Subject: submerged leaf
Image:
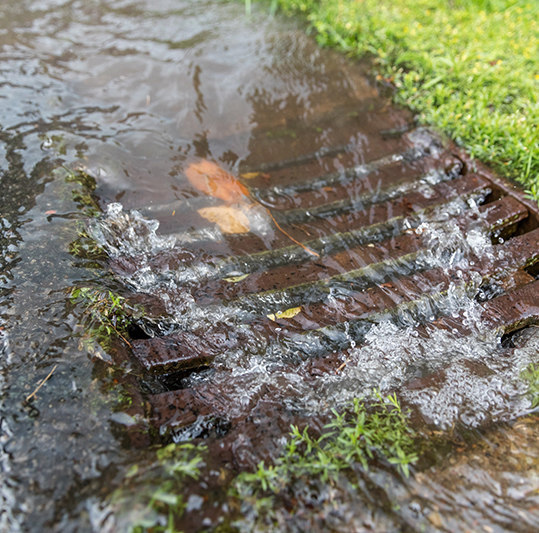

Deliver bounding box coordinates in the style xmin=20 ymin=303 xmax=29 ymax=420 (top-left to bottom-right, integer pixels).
xmin=186 ymin=160 xmax=249 ymax=202
xmin=198 ymin=205 xmax=250 ymax=234
xmin=241 ymin=172 xmax=261 ymax=180
xmin=267 ymin=306 xmax=302 ymax=321
xmin=151 ymin=491 xmax=180 ymax=506
xmin=224 ymin=273 xmax=250 ymax=283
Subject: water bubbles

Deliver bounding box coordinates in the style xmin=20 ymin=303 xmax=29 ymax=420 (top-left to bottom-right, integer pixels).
xmin=407 ymin=128 xmax=443 ymax=158
xmin=416 ymin=182 xmax=435 ymax=198
xmin=130 ymin=266 xmax=158 ymax=290
xmin=90 ymin=203 xmax=176 ymax=258
xmin=94 ymin=193 xmax=536 ymax=433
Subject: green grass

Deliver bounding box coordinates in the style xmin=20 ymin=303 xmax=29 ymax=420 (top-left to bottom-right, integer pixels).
xmin=232 ymin=392 xmax=418 ymax=517
xmin=70 ymin=287 xmax=142 ymax=351
xmin=269 ymin=0 xmax=539 ymax=198
xmin=112 ymin=394 xmax=417 ymax=531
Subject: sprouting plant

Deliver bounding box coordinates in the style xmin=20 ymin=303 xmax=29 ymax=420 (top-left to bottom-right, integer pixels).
xmin=70 ymin=287 xmax=141 ymax=350
xmin=232 ymin=391 xmax=418 ymax=506
xmin=69 ymin=227 xmax=107 ymax=261
xmin=64 ymin=167 xmax=102 ymax=217
xmin=525 ymin=181 xmax=539 ymax=204
xmin=521 ymin=363 xmax=539 ymax=408
xmin=112 ymin=443 xmax=206 ymax=533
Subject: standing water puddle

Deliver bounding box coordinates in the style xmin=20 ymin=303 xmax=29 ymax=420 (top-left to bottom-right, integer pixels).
xmin=2 ymin=1 xmax=539 ymax=532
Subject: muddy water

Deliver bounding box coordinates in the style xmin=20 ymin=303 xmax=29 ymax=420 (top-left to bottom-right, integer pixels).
xmin=2 ymin=1 xmax=539 ymax=532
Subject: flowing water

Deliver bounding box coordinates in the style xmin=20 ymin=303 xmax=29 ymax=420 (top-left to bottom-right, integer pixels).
xmin=2 ymin=1 xmax=539 ymax=532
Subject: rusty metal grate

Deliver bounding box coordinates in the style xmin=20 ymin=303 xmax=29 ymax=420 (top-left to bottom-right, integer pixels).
xmin=101 ymin=127 xmax=539 ymax=454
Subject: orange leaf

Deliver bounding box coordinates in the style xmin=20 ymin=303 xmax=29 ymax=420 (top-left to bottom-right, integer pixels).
xmin=185 ymin=160 xmax=249 ymax=203
xmin=198 ymin=206 xmax=250 ymax=234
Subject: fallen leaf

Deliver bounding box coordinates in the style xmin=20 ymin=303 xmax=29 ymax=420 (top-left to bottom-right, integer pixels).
xmin=187 ymin=162 xmax=321 ymax=256
xmin=45 ymin=210 xmax=57 ymax=215
xmin=267 ymin=306 xmax=302 ymax=321
xmin=198 ymin=205 xmax=250 ymax=234
xmin=186 ymin=160 xmax=249 ymax=203
xmin=224 ymin=273 xmax=249 ymax=283
xmin=241 ymin=172 xmax=261 ymax=180
xmin=126 ymin=464 xmax=139 ymax=478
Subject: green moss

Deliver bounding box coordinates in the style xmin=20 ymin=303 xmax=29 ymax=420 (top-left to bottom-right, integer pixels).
xmin=268 ymin=0 xmax=539 ymax=199
xmin=59 ymin=166 xmax=105 ymax=263
xmin=232 ymin=392 xmax=418 ymax=515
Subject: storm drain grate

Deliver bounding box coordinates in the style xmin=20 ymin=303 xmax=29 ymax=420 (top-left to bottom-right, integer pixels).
xmin=95 ymin=127 xmax=539 ymax=454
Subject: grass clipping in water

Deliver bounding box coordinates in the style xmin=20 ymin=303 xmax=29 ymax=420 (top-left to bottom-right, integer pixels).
xmin=232 ymin=392 xmax=418 ymax=512
xmin=272 ymin=0 xmax=539 ymax=199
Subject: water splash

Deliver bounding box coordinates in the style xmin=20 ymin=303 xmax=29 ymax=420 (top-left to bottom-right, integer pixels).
xmin=89 ymin=203 xmax=176 ymax=259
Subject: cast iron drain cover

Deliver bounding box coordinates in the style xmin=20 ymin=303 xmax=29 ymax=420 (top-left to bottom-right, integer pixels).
xmin=91 ymin=125 xmax=539 ymax=459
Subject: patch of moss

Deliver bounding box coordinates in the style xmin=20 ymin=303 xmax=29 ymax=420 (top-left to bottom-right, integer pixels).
xmin=68 ymin=227 xmax=107 ymax=262
xmin=64 ymin=167 xmax=102 ymax=217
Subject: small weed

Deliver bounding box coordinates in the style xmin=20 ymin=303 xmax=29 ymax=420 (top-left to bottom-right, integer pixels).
xmin=68 ymin=227 xmax=107 ymax=262
xmin=232 ymin=392 xmax=418 ymax=507
xmin=113 ymin=443 xmax=206 ymax=533
xmin=70 ymin=287 xmax=141 ymax=350
xmin=522 ymin=363 xmax=539 ymax=408
xmin=112 ymin=395 xmax=418 ymax=530
xmin=64 ymin=167 xmax=102 ymax=217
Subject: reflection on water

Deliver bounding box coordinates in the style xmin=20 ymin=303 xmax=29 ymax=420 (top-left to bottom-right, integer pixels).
xmin=1 ymin=1 xmax=539 ymax=532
